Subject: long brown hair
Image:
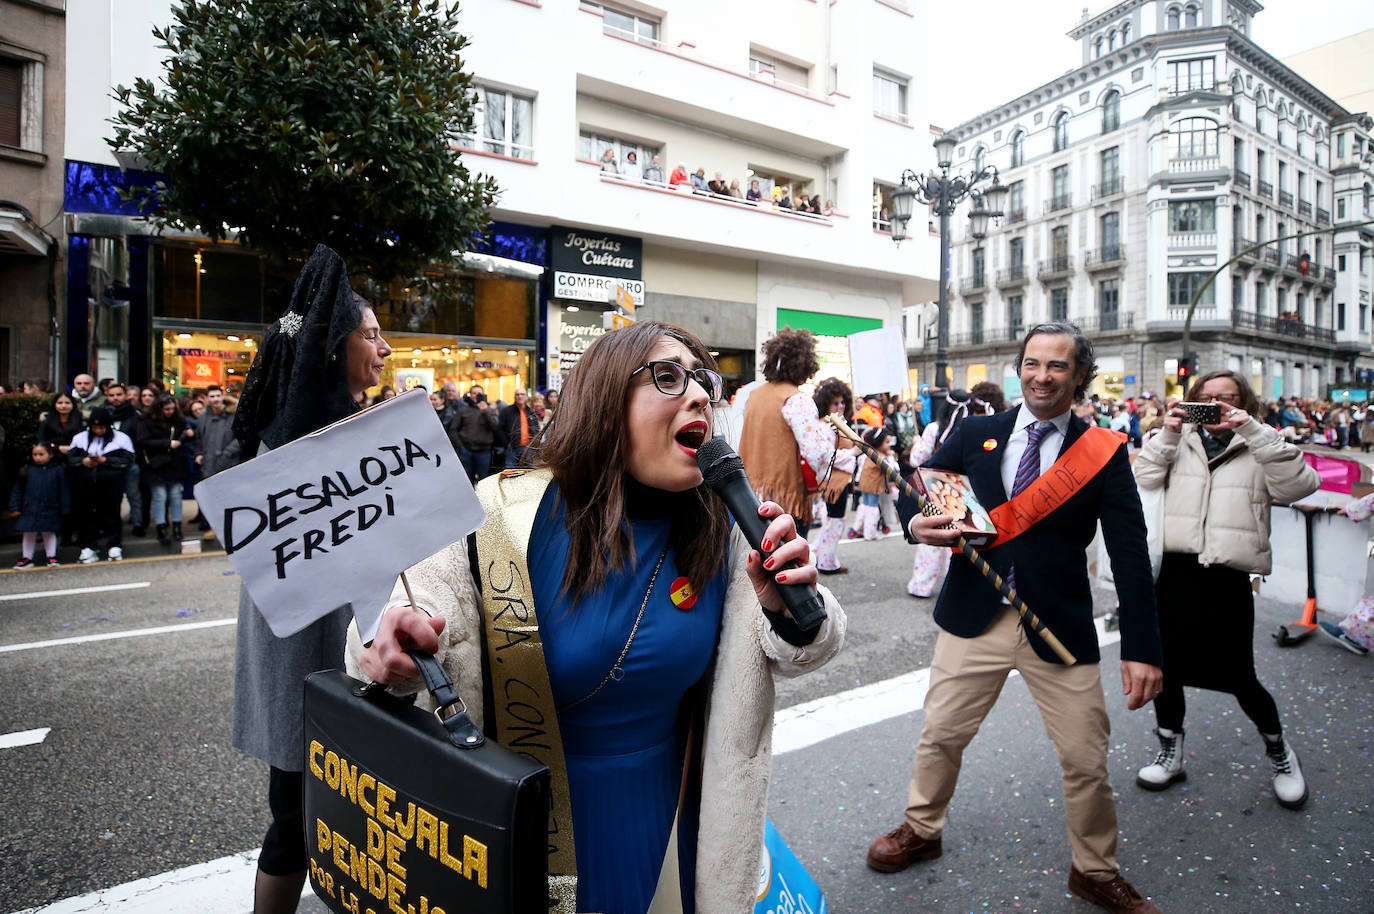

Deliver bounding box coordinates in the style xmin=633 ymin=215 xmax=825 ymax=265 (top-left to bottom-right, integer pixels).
xmin=529 ymin=321 xmax=731 ymax=601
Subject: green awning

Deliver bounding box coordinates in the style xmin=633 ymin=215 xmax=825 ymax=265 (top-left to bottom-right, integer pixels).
xmin=776 ymin=308 xmax=882 ymax=337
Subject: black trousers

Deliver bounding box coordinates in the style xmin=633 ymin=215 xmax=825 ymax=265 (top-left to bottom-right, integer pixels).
xmin=1152 ymin=553 xmax=1281 ymax=734
xmin=77 ymin=475 xmax=124 ymax=550
xmin=259 ymin=766 xmax=307 ymax=875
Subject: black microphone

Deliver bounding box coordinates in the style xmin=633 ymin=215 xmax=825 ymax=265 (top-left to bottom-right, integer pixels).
xmin=696 ymin=438 xmax=828 ymax=640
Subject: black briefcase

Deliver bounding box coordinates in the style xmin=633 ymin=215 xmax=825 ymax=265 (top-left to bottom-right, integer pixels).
xmin=302 ymin=652 xmax=550 ymax=914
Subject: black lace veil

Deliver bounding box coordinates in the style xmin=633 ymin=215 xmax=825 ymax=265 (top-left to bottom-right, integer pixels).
xmin=233 ymin=244 xmax=364 ymax=455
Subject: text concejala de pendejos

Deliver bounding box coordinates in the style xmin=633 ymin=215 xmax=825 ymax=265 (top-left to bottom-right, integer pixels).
xmin=221 ymin=439 xmax=440 ymax=580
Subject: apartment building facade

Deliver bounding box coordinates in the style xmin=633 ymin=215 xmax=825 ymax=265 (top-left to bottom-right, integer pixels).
xmin=926 ymin=0 xmax=1374 ymax=403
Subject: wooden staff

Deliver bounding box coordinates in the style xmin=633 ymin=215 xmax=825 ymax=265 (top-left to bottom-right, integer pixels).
xmin=827 ymin=415 xmax=1077 ymax=665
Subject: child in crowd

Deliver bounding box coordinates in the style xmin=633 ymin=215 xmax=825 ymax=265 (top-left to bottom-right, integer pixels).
xmin=9 ymin=443 xmax=70 ymax=568
xmin=850 ymin=427 xmax=897 ymax=540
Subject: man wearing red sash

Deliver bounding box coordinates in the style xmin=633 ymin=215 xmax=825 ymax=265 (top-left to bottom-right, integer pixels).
xmin=867 ymin=322 xmax=1165 ymax=914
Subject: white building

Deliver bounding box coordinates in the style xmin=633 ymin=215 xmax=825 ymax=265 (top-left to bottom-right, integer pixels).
xmin=925 ymin=0 xmax=1374 ymax=404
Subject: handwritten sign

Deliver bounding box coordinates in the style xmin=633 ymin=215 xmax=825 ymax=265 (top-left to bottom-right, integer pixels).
xmin=847 ymin=326 xmax=908 ymax=397
xmin=195 ymin=390 xmax=483 ymax=642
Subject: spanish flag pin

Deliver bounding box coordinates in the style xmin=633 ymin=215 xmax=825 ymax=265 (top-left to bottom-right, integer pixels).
xmin=983 ymin=438 xmax=998 ymax=451
xmin=669 ymin=576 xmax=698 ymax=610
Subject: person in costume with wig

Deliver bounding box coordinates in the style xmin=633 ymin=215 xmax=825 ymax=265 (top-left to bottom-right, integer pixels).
xmin=350 ymin=321 xmax=847 ymax=913
xmin=231 ymin=244 xmax=394 ymax=914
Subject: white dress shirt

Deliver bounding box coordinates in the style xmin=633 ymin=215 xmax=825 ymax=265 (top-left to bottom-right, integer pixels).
xmin=999 ymin=404 xmax=1073 ymax=499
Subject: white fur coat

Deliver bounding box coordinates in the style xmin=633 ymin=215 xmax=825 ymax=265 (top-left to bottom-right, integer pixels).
xmin=345 ymin=526 xmax=846 ymax=911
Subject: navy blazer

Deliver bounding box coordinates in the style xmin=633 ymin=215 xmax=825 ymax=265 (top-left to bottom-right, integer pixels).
xmin=898 ymin=408 xmax=1161 ymax=666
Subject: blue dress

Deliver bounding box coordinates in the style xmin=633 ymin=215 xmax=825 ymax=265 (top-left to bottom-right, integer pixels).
xmin=528 ymin=484 xmax=727 ymax=914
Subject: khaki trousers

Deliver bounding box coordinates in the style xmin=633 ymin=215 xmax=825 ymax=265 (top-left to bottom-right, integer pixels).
xmin=904 ymin=607 xmax=1119 ymax=878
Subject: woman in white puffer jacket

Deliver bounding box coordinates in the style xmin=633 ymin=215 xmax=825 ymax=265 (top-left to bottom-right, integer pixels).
xmin=1132 ymin=369 xmax=1319 ymax=810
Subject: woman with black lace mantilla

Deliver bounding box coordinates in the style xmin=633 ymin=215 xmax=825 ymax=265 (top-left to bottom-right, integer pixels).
xmin=231 ymin=245 xmax=393 ymax=914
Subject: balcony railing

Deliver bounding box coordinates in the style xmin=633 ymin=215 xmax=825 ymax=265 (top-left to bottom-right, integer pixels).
xmin=1170 ymin=155 xmax=1222 ymax=173
xmin=1279 ymin=190 xmax=1294 ymax=209
xmin=1044 ymin=195 xmax=1072 ymax=214
xmin=1298 ymin=198 xmax=1313 ymax=218
xmin=946 ymin=326 xmax=1022 ymax=347
xmin=1168 ymin=81 xmax=1225 ymax=96
xmin=1169 ymin=231 xmax=1216 ymax=249
xmin=1075 ymin=312 xmax=1135 ymax=333
xmin=1260 ymin=248 xmax=1281 ymax=268
xmin=1322 ymin=266 xmax=1337 ymax=284
xmin=1037 ymin=255 xmax=1074 ymax=280
xmin=1284 ymin=253 xmax=1311 ymax=278
xmin=595 ymin=171 xmax=833 ymax=225
xmin=1257 ymin=179 xmax=1273 ymax=199
xmin=1083 ymin=247 xmax=1125 ymax=270
xmin=960 ymin=274 xmax=988 ymax=294
xmin=1232 ymin=309 xmax=1336 ymax=343
xmin=1233 ymin=236 xmax=1258 ymax=259
xmin=1233 ymin=168 xmax=1251 ymax=189
xmin=1006 ymin=208 xmax=1026 ymax=225
xmin=1092 ymin=177 xmax=1124 ymax=199
xmin=1317 ymin=207 xmax=1331 ymax=226
xmin=996 ymin=264 xmax=1028 ymax=286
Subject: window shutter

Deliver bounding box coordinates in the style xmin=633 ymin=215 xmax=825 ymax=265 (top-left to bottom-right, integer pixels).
xmin=0 ymin=60 xmax=22 ymax=148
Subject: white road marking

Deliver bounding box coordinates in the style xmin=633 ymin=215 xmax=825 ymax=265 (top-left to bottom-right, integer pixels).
xmin=0 ymin=727 xmax=50 ymax=749
xmin=773 ymin=616 xmax=1121 ymax=755
xmin=5 ymin=619 xmax=1123 ymax=912
xmin=0 ymin=581 xmax=151 ymax=602
xmin=0 ymin=618 xmax=236 ymax=655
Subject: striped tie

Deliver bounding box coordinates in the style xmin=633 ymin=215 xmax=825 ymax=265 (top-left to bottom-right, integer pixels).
xmin=1006 ymin=421 xmax=1051 ymax=595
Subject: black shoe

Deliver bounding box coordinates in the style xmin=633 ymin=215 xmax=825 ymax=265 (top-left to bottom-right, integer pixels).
xmin=172 ymin=522 xmax=183 ymax=540
xmin=156 ymin=524 xmax=169 ymax=544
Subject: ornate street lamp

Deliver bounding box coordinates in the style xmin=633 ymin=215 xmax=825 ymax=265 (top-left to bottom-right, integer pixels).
xmin=889 ymin=136 xmax=1006 ymax=389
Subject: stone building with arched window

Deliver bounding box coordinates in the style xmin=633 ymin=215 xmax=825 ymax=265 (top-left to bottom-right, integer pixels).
xmin=916 ymin=0 xmax=1374 ymax=403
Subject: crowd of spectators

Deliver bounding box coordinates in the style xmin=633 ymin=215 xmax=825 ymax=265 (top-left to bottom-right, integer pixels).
xmin=598 ymin=148 xmax=835 ymax=218
xmin=6 ymin=374 xmax=243 ymax=566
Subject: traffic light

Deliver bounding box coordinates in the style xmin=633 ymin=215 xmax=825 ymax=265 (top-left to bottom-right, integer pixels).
xmin=1299 ymin=252 xmax=1311 ymax=276
xmin=1177 ymin=352 xmax=1197 ymax=385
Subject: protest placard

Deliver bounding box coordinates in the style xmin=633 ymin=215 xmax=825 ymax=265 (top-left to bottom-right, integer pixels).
xmin=847 ymin=326 xmax=908 ymax=397
xmin=195 ymin=389 xmax=483 ymax=643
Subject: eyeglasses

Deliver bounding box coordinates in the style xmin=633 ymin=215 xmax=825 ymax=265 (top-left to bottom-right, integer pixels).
xmin=1196 ymin=393 xmax=1241 ymax=404
xmin=630 ymin=360 xmax=725 ymax=403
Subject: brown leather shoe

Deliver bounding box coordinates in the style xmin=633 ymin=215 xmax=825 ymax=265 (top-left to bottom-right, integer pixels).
xmin=1068 ymin=866 xmax=1162 ymax=913
xmin=865 ymin=823 xmax=942 ymax=872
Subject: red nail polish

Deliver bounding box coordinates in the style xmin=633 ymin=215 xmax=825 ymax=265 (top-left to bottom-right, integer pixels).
xmin=763 ymin=557 xmax=775 ymax=570
xmin=761 ymin=538 xmax=771 ymax=552
xmin=775 ymin=573 xmax=787 ymax=583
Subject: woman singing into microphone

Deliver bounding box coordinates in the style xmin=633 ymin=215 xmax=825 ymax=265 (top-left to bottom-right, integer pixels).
xmin=349 ymin=321 xmax=847 ymax=913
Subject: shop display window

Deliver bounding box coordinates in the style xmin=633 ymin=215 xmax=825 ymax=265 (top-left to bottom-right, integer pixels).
xmin=159 ymin=330 xmax=260 ymax=395
xmin=367 ymin=335 xmax=533 ymax=405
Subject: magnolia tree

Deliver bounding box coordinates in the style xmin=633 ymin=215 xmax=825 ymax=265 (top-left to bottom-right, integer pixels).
xmin=110 ymin=0 xmax=498 ymax=281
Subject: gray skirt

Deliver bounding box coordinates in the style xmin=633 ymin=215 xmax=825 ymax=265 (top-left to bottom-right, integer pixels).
xmin=231 ymin=586 xmax=350 ymax=771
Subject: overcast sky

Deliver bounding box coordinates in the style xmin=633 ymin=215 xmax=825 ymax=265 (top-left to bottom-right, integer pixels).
xmin=925 ymin=0 xmax=1374 ymax=129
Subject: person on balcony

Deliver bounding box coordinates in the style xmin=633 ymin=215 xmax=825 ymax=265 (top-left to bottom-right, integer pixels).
xmin=642 ymin=154 xmax=664 ymax=184
xmin=619 ymin=150 xmax=641 ymax=179
xmin=690 ymin=167 xmax=710 ymax=193
xmin=708 ymin=172 xmax=729 ymax=195
xmin=746 ymin=179 xmax=763 ymax=203
xmin=727 ymin=178 xmax=744 ymax=198
xmin=669 ymin=161 xmax=690 ymax=187
xmin=599 ymin=148 xmax=618 ymax=174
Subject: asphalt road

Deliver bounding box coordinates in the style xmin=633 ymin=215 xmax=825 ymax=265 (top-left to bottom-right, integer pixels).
xmin=0 ymin=533 xmax=1370 ymax=913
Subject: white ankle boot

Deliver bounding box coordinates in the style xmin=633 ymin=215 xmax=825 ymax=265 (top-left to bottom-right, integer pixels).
xmin=1136 ymin=727 xmax=1186 ymax=790
xmin=1263 ymin=733 xmax=1308 ymax=810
